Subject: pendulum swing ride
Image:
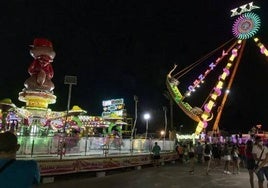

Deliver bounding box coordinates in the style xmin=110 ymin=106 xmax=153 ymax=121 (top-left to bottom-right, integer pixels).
xmin=166 ymin=2 xmax=268 ymax=135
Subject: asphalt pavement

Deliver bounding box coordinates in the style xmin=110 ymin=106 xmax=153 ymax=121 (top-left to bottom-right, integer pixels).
xmin=38 ymin=161 xmax=253 ymax=188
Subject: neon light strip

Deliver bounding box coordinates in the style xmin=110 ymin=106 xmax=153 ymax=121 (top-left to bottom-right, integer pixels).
xmin=186 ymin=50 xmax=228 ymax=95
xmin=254 ymin=38 xmax=268 ymax=56
xmin=195 ymin=44 xmax=241 ymax=135
xmin=169 ymin=83 xmax=184 ymax=102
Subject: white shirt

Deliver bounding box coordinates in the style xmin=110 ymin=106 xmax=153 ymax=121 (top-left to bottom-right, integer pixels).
xmin=252 ymin=144 xmax=268 ymax=167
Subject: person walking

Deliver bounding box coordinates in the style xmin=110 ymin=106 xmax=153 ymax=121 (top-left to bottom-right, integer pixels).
xmin=0 ymin=131 xmax=40 ymax=188
xmin=223 ymin=142 xmax=232 ymax=175
xmin=188 ymin=142 xmax=195 ymax=175
xmin=245 ymin=140 xmax=255 ymax=188
xmin=252 ymin=136 xmax=268 ymax=188
xmin=152 ymin=142 xmax=161 ymax=167
xmin=203 ymin=142 xmax=212 ymax=175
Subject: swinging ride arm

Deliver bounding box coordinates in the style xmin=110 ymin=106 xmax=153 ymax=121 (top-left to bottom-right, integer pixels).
xmin=212 ymin=40 xmax=246 ymax=133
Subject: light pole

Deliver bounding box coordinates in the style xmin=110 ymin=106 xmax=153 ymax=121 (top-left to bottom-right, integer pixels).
xmin=160 ymin=130 xmax=165 ymax=150
xmin=163 ymin=91 xmax=174 ymax=130
xmin=143 ymin=113 xmax=150 ymax=140
xmin=63 ymin=76 xmax=77 ymax=133
xmin=60 ymin=75 xmax=77 ymax=160
xmin=163 ymin=106 xmax=167 ymax=138
xmin=131 ymin=95 xmax=138 ymax=139
xmin=163 ymin=106 xmax=167 ymax=150
xmin=130 ymin=95 xmax=138 ymax=154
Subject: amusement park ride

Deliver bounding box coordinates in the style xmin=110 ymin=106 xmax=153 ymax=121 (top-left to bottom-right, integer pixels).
xmin=0 ymin=38 xmax=129 ymax=137
xmin=166 ymin=2 xmax=268 ymax=135
xmin=0 ymin=2 xmax=267 ymax=140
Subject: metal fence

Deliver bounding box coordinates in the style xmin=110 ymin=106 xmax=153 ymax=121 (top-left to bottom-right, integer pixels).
xmin=17 ymin=135 xmax=175 ymax=158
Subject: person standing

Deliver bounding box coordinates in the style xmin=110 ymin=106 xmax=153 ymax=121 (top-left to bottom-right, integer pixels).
xmin=252 ymin=136 xmax=268 ymax=188
xmin=245 ymin=140 xmax=255 ymax=188
xmin=0 ymin=131 xmax=40 ymax=188
xmin=152 ymin=142 xmax=161 ymax=167
xmin=188 ymin=142 xmax=195 ymax=175
xmin=231 ymin=145 xmax=240 ymax=174
xmin=212 ymin=143 xmax=222 ymax=166
xmin=203 ymin=142 xmax=212 ymax=175
xmin=183 ymin=144 xmax=189 ymax=164
xmin=177 ymin=144 xmax=184 ymax=163
xmin=195 ymin=142 xmax=203 ymax=164
xmin=239 ymin=142 xmax=247 ymax=168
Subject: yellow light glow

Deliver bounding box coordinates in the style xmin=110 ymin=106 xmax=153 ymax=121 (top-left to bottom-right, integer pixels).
xmin=195 ymin=122 xmax=204 ymax=134
xmin=216 ymin=81 xmax=223 ymax=88
xmin=227 ymin=63 xmax=232 ymax=68
xmin=211 ymin=93 xmax=217 ymax=100
xmin=207 ymin=101 xmax=214 ymax=110
xmin=201 ymin=111 xmax=210 ymax=120
xmin=221 ymin=73 xmax=227 ymax=80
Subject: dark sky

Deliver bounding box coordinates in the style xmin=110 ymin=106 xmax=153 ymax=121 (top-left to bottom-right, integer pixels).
xmin=0 ymin=0 xmax=268 ymax=134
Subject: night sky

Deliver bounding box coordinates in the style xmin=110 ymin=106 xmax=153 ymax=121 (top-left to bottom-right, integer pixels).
xmin=0 ymin=0 xmax=268 ymax=134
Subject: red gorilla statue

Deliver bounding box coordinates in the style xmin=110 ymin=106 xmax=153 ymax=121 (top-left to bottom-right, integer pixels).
xmin=24 ymin=38 xmax=56 ymax=92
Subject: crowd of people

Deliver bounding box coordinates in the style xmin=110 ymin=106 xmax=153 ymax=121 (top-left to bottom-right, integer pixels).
xmin=176 ymin=140 xmax=243 ymax=175
xmin=2 ymin=130 xmax=268 ymax=188
xmin=175 ymin=135 xmax=268 ymax=188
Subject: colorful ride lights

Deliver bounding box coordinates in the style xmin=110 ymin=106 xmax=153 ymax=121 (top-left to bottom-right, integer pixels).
xmin=254 ymin=38 xmax=268 ymax=56
xmin=232 ymin=12 xmax=261 ymax=40
xmin=186 ymin=49 xmax=229 ymax=96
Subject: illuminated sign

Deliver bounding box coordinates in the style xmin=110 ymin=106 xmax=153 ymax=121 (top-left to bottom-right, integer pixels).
xmin=230 ymin=2 xmax=260 ymax=17
xmin=102 ymin=98 xmax=126 ymax=119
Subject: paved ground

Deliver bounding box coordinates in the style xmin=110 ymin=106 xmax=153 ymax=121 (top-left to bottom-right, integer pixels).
xmin=39 ymin=161 xmax=253 ymax=188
